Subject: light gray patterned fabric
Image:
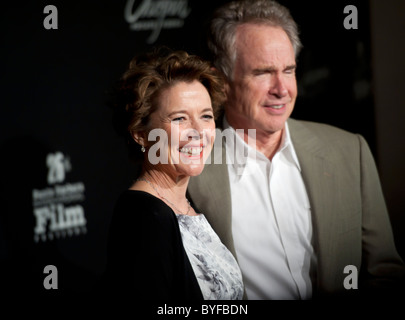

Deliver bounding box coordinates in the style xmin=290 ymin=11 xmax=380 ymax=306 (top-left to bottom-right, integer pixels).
xmin=177 ymin=214 xmax=243 ymax=300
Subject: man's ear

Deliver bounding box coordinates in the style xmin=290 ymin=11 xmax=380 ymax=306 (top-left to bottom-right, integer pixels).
xmin=224 ymin=81 xmax=230 ymax=97
xmin=213 ymin=66 xmax=230 ymax=96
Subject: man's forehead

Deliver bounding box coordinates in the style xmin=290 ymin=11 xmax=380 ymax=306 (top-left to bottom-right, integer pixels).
xmin=235 ymin=24 xmax=294 ymax=54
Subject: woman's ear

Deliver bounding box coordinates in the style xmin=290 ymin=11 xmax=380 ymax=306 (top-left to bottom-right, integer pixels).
xmin=131 ymin=130 xmax=147 ymax=147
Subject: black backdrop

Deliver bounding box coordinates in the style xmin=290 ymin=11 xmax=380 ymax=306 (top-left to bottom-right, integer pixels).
xmin=0 ymin=0 xmax=400 ymax=298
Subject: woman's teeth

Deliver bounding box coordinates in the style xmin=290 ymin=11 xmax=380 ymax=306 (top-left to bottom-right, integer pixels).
xmin=271 ymin=105 xmax=284 ymax=109
xmin=179 ymin=146 xmax=203 ymax=155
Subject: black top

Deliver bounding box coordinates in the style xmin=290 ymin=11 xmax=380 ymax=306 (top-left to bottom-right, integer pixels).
xmin=103 ymin=190 xmax=203 ymax=300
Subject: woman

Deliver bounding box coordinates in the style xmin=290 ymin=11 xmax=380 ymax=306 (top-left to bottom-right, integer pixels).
xmin=105 ymin=48 xmax=243 ymax=300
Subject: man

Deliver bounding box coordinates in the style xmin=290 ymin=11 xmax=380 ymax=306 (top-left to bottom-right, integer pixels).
xmin=188 ymin=0 xmax=405 ymax=299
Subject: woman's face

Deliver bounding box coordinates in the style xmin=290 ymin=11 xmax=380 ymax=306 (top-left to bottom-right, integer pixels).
xmin=143 ymin=80 xmax=216 ymax=179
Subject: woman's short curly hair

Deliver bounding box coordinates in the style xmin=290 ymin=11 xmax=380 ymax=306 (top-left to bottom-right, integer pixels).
xmin=111 ymin=47 xmax=226 ymax=163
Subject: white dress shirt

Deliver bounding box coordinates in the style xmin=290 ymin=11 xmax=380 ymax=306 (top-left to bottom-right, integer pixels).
xmin=224 ymin=118 xmax=317 ymax=300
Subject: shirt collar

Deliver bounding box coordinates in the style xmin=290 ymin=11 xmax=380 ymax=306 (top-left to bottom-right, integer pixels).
xmin=282 ymin=120 xmax=302 ymax=171
xmin=223 ymin=116 xmax=302 ymax=177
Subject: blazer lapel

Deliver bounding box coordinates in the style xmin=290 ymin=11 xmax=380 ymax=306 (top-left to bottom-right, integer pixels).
xmin=188 ymin=141 xmax=236 ymax=257
xmin=288 ymin=118 xmax=343 ymax=290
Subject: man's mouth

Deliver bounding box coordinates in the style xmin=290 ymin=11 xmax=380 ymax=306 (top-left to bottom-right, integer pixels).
xmin=262 ymin=103 xmax=288 ymax=114
xmin=269 ymin=104 xmax=284 ymax=109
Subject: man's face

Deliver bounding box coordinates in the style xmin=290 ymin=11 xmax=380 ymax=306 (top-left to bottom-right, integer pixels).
xmin=225 ymin=23 xmax=297 ymax=136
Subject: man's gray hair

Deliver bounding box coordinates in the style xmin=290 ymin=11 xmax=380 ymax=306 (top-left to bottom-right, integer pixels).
xmin=208 ymin=0 xmax=302 ymax=80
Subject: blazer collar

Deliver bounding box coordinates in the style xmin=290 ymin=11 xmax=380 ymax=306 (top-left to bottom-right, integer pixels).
xmin=223 ymin=117 xmax=302 ymax=181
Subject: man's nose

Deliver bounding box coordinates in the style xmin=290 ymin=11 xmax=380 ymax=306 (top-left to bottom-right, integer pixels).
xmin=268 ymin=75 xmax=288 ymax=98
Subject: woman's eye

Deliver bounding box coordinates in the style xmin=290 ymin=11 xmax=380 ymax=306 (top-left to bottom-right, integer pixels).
xmin=172 ymin=117 xmax=185 ymax=122
xmin=202 ymin=114 xmax=214 ymax=120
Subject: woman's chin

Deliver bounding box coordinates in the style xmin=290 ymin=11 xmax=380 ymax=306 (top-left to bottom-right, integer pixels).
xmin=181 ymin=164 xmax=206 ymax=177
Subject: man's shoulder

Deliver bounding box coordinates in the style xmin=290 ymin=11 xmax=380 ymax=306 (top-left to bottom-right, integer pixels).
xmin=287 ymin=118 xmax=369 ymax=163
xmin=288 ymin=118 xmax=359 ymax=141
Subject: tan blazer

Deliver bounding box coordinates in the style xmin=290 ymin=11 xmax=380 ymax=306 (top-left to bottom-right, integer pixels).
xmin=188 ymin=118 xmax=405 ymax=297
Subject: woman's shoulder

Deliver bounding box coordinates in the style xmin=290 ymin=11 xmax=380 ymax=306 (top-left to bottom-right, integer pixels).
xmin=115 ymin=189 xmax=161 ymax=207
xmin=107 ymin=190 xmax=182 ymax=252
xmin=113 ymin=190 xmax=177 ymax=225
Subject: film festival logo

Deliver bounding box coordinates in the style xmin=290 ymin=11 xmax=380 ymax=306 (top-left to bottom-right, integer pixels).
xmin=31 ymin=152 xmax=87 ymax=243
xmin=124 ymin=0 xmax=191 ymax=44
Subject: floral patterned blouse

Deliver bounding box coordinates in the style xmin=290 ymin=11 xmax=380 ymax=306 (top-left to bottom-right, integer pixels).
xmin=176 ymin=213 xmax=244 ymax=300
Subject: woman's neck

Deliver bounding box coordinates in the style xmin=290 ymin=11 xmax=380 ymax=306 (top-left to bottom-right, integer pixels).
xmin=131 ymin=167 xmax=195 ymax=216
xmin=141 ymin=169 xmax=189 ymax=200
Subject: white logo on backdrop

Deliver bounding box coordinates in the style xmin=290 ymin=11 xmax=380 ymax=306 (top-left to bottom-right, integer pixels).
xmin=124 ymin=0 xmax=191 ymax=44
xmin=46 ymin=151 xmax=68 ymax=184
xmin=32 ymin=152 xmax=87 ymax=242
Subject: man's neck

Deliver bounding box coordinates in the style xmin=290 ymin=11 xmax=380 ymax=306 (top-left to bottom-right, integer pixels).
xmin=250 ymin=128 xmax=283 ymax=160
xmin=225 ymin=117 xmax=284 ymax=161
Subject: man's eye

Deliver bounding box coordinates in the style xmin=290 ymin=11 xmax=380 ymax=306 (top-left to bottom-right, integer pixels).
xmin=284 ymin=68 xmax=296 ymax=74
xmin=253 ymin=71 xmax=267 ymax=76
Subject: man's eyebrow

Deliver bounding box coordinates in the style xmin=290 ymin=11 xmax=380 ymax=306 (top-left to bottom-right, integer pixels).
xmin=285 ymin=64 xmax=297 ymax=70
xmin=252 ymin=64 xmax=296 ymax=73
xmin=252 ymin=66 xmax=277 ymax=74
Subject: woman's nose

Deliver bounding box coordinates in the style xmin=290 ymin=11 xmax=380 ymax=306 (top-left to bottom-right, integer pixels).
xmin=187 ymin=121 xmax=204 ymax=140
